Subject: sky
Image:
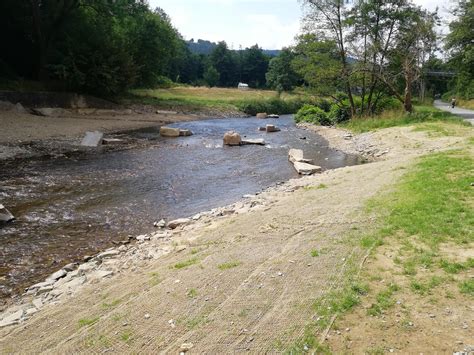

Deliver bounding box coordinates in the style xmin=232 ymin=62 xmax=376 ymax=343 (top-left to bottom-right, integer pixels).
xmin=150 ymin=0 xmax=454 ymax=50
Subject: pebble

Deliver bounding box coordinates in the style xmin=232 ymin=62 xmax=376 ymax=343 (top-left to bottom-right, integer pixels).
xmin=277 ymin=272 xmax=283 ymax=276
xmin=144 ymin=313 xmax=150 ymax=319
xmin=429 ymin=314 xmax=436 ymax=318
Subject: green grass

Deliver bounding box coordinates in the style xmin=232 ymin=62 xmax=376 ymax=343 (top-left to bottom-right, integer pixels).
xmin=459 ymin=279 xmax=474 ymax=296
xmin=410 ymin=276 xmax=444 ymax=296
xmin=342 ymin=105 xmax=469 ymax=133
xmin=217 ymin=261 xmax=241 ymax=270
xmin=187 ymin=288 xmax=198 ymax=298
xmin=173 ymin=258 xmax=199 ymax=269
xmin=101 ymin=299 xmax=121 ymax=310
xmin=367 ymin=283 xmax=400 ymax=316
xmin=371 ymin=151 xmax=473 ymax=249
xmin=311 ymin=249 xmax=320 ymax=257
xmin=78 ymin=317 xmax=100 ymax=327
xmin=120 ymin=330 xmax=133 ymax=343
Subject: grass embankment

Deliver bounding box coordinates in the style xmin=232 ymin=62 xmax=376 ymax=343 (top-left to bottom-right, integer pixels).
xmin=124 ymin=86 xmax=311 ymax=115
xmin=292 ymin=142 xmax=473 ymax=352
xmin=342 ymin=105 xmax=470 ymax=133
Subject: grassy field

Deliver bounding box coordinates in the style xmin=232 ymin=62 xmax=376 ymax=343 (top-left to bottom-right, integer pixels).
xmin=124 ymin=86 xmax=309 ymax=115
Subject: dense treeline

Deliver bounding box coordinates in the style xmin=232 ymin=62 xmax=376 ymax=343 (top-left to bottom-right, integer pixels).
xmin=0 ymin=0 xmax=273 ymax=96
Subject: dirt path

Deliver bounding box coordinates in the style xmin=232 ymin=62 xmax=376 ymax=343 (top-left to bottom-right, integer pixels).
xmin=0 ymin=123 xmax=472 ymax=353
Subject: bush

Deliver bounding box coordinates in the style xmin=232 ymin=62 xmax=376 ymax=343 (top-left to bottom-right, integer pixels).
xmin=235 ymin=97 xmax=307 ymax=116
xmin=295 ymin=104 xmax=332 ymax=126
xmin=329 ymin=102 xmax=351 ymax=123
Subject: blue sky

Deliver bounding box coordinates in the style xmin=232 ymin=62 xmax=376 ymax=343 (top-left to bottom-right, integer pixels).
xmin=150 ymin=0 xmax=450 ymax=49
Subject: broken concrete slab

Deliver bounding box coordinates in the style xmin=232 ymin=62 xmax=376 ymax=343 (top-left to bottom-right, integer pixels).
xmin=0 ymin=204 xmax=14 ymax=223
xmin=102 ymin=138 xmax=125 ymax=145
xmin=288 ymin=149 xmax=313 ymax=164
xmin=160 ymin=127 xmax=180 ymax=137
xmin=156 ymin=110 xmax=178 ymax=115
xmin=266 ymin=124 xmax=281 ymax=133
xmin=241 ymin=139 xmax=266 ymax=145
xmin=268 ymin=114 xmax=279 ymax=118
xmin=293 ymin=162 xmax=322 ymax=175
xmin=81 ymin=131 xmax=104 ymax=147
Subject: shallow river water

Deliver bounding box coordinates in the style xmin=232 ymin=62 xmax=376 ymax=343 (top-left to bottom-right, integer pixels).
xmin=0 ymin=115 xmax=359 ymax=301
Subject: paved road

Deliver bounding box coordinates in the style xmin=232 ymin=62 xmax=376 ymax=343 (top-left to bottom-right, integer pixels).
xmin=434 ymin=100 xmax=474 ymax=125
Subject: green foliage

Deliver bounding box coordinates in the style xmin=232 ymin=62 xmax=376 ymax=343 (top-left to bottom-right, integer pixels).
xmin=78 ymin=317 xmax=99 ymax=328
xmin=294 ymin=104 xmax=332 ymax=126
xmin=459 ymin=279 xmax=474 ymax=296
xmin=445 ymin=0 xmax=474 ymax=99
xmin=410 ymin=276 xmax=443 ymax=296
xmin=173 ymin=258 xmax=199 ymax=269
xmin=266 ymin=48 xmax=301 ymax=91
xmin=236 ymin=97 xmax=306 ymax=116
xmin=203 ymin=66 xmax=220 ymax=88
xmin=367 ymin=284 xmax=400 ymax=316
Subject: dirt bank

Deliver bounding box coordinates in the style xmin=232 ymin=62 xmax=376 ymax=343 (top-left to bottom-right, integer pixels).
xmin=0 ymin=105 xmax=244 ymax=160
xmin=0 ymin=122 xmax=472 ymax=353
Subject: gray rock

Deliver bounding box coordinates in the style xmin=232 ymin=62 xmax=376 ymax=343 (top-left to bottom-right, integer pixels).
xmin=156 ymin=110 xmax=178 ymax=115
xmin=31 ymin=108 xmax=65 ymax=117
xmin=27 ymin=280 xmax=53 ymax=292
xmin=241 ymin=139 xmax=265 ymax=145
xmin=160 ymin=127 xmax=180 ymax=137
xmin=167 ymin=218 xmax=191 ymax=229
xmin=97 ymin=249 xmax=120 ymax=259
xmin=32 ymin=298 xmax=43 ymax=309
xmin=268 ymin=114 xmax=279 ymax=118
xmin=223 ymin=131 xmax=242 ymax=146
xmin=179 ymin=129 xmax=193 ymax=137
xmin=0 ymin=309 xmax=24 ymax=327
xmin=154 ymin=219 xmax=166 ymax=228
xmin=102 ymin=138 xmax=124 ymax=145
xmin=0 ymin=204 xmax=14 ymax=223
xmin=36 ymin=285 xmax=54 ymax=295
xmin=293 ymin=162 xmax=322 ymax=175
xmin=46 ymin=269 xmax=67 ymax=282
xmin=136 ymin=234 xmax=150 ymax=242
xmin=62 ymin=263 xmax=78 ymax=272
xmin=15 ymin=102 xmax=27 ymax=114
xmin=81 ymin=131 xmax=104 ymax=147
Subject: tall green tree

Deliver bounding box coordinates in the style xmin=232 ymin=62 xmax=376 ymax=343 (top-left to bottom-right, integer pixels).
xmin=266 ymin=48 xmax=301 ymax=92
xmin=241 ymin=45 xmax=269 ymax=88
xmin=445 ymin=0 xmax=474 ymax=99
xmin=210 ymin=41 xmax=239 ymax=87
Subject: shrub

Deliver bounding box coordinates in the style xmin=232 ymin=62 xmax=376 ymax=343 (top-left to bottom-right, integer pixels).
xmin=329 ymin=102 xmax=351 ymax=123
xmin=295 ymin=104 xmax=332 ymax=126
xmin=235 ymin=97 xmax=307 ymax=116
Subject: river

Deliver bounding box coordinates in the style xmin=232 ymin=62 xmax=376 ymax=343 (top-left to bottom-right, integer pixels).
xmin=0 ymin=115 xmax=360 ymax=304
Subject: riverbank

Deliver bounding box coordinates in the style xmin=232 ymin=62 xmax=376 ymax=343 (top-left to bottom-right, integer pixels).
xmin=1 ymin=118 xmax=471 ymax=352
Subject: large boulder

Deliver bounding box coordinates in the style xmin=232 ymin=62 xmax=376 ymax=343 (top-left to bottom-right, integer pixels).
xmin=0 ymin=204 xmax=14 ymax=223
xmin=223 ymin=131 xmax=242 ymax=146
xmin=256 ymin=113 xmax=268 ymax=119
xmin=81 ymin=131 xmax=104 ymax=147
xmin=167 ymin=218 xmax=191 ymax=229
xmin=293 ymin=162 xmax=322 ymax=175
xmin=160 ymin=127 xmax=180 ymax=137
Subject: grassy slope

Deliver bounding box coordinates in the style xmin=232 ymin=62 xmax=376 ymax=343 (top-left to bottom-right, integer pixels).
xmin=342 ymin=105 xmax=470 ymax=133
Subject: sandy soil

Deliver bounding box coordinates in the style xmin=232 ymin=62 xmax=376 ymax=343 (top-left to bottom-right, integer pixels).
xmin=0 ymin=121 xmax=472 ymax=353
xmin=0 ymin=109 xmax=203 ymax=145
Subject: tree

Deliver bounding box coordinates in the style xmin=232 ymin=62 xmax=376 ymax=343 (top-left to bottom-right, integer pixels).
xmin=292 ymin=34 xmax=343 ymax=97
xmin=203 ymin=66 xmax=219 ymax=87
xmin=266 ymin=48 xmax=301 ymax=92
xmin=302 ymin=0 xmax=356 ymax=115
xmin=210 ymin=41 xmax=239 ymax=87
xmin=445 ymin=0 xmax=474 ymax=99
xmin=241 ymin=45 xmax=269 ymax=88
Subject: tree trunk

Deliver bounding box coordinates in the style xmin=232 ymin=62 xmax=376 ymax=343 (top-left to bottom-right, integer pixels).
xmin=30 ymin=0 xmax=47 ymax=80
xmin=404 ymin=72 xmax=413 ymax=113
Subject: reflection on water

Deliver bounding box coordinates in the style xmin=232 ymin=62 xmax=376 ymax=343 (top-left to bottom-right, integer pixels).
xmin=0 ymin=115 xmax=359 ymax=301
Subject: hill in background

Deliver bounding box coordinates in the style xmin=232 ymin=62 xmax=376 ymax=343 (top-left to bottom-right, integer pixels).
xmin=187 ymin=39 xmax=281 ymax=57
